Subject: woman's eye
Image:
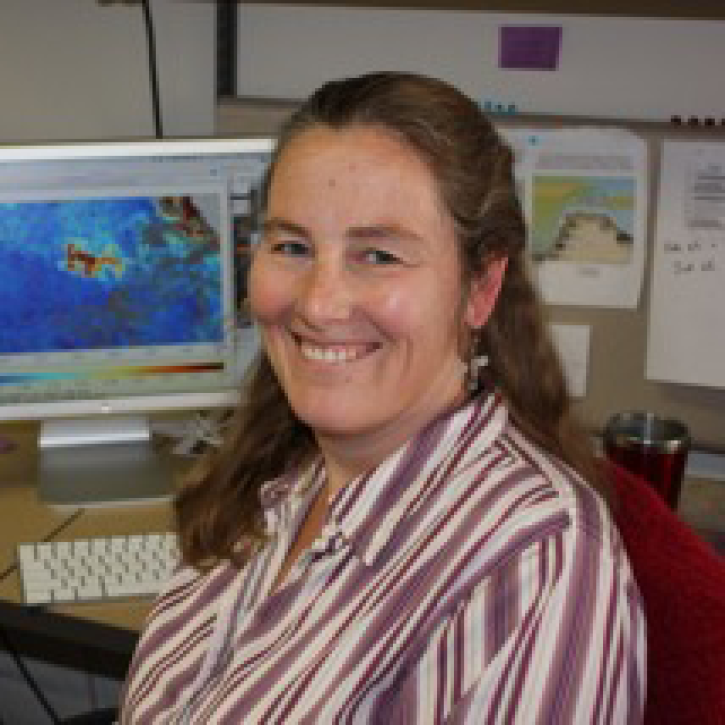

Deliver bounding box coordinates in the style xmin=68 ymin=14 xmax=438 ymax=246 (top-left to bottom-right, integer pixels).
xmin=359 ymin=248 xmax=401 ymax=265
xmin=269 ymin=240 xmax=310 ymax=257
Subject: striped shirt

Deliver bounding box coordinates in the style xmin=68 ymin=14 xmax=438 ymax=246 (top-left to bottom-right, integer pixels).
xmin=121 ymin=393 xmax=646 ymax=724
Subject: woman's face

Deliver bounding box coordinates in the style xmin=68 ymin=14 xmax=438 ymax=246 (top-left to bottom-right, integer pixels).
xmin=250 ymin=125 xmax=499 ymax=455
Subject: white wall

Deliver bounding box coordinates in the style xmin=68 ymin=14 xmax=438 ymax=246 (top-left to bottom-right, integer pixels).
xmin=236 ymin=4 xmax=725 ymax=123
xmin=0 ymin=0 xmax=215 ymax=142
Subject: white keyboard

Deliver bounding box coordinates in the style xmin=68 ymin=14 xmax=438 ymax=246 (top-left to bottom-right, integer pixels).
xmin=17 ymin=533 xmax=179 ymax=605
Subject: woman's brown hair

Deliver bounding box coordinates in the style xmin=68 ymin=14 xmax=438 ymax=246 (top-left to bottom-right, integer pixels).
xmin=175 ymin=71 xmax=608 ymax=569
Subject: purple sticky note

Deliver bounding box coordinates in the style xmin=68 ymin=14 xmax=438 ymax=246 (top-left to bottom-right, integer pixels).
xmin=499 ymin=26 xmax=562 ymax=71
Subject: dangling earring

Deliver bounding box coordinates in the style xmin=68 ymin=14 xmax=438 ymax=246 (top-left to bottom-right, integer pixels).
xmin=467 ymin=331 xmax=488 ymax=393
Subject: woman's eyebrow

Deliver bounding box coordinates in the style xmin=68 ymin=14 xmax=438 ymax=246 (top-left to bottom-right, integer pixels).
xmin=347 ymin=224 xmax=422 ymax=243
xmin=262 ymin=219 xmax=422 ymax=244
xmin=262 ymin=218 xmax=310 ymax=239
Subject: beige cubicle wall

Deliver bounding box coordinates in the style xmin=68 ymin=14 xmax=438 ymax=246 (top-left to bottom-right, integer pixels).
xmin=217 ymin=98 xmax=725 ymax=450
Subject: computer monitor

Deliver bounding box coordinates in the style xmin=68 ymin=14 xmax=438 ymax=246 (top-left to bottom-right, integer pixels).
xmin=0 ymin=137 xmax=274 ymax=505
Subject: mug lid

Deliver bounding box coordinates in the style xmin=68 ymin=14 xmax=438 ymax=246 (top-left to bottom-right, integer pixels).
xmin=603 ymin=411 xmax=690 ymax=454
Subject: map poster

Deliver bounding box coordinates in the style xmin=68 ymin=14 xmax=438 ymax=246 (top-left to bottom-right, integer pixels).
xmin=503 ymin=127 xmax=648 ymax=308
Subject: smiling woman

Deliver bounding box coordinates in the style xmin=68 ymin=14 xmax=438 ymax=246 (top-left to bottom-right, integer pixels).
xmin=121 ymin=72 xmax=646 ymax=724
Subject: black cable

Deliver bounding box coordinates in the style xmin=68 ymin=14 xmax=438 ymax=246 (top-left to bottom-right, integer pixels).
xmin=0 ymin=625 xmax=61 ymax=724
xmin=141 ymin=0 xmax=163 ymax=138
xmin=216 ymin=1 xmax=237 ymax=98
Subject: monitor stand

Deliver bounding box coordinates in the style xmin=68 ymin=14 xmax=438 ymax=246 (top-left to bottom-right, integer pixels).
xmin=38 ymin=416 xmax=174 ymax=506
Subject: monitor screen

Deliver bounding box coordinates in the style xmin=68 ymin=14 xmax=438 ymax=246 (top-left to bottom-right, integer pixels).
xmin=0 ymin=137 xmax=274 ymax=504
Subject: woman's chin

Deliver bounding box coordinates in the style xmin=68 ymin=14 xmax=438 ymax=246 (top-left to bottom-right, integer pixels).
xmin=295 ymin=410 xmax=369 ymax=439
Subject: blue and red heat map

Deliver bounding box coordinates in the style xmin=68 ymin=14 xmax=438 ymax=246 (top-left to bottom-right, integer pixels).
xmin=0 ymin=194 xmax=224 ymax=355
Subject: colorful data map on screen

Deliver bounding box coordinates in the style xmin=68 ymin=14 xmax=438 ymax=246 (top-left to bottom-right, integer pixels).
xmin=0 ymin=194 xmax=224 ymax=354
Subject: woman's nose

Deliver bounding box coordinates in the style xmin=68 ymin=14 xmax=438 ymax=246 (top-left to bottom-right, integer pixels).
xmin=297 ymin=260 xmax=352 ymax=322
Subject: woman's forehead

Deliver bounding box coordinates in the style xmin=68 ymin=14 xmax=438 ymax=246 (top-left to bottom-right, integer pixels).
xmin=267 ymin=129 xmax=452 ymax=235
xmin=270 ymin=127 xmax=442 ymax=204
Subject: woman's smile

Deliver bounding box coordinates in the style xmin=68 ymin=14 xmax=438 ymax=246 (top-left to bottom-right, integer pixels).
xmin=294 ymin=334 xmax=380 ymax=365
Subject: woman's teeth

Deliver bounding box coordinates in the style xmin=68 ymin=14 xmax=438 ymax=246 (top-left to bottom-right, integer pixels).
xmin=300 ymin=342 xmax=368 ymax=363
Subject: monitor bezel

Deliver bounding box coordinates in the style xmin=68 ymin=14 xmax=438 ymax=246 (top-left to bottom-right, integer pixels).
xmin=0 ymin=136 xmax=274 ymax=422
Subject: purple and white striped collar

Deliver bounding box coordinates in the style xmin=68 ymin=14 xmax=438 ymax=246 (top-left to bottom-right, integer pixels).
xmin=261 ymin=392 xmax=507 ymax=567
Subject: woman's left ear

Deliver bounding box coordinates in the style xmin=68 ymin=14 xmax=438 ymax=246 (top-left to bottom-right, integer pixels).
xmin=464 ymin=257 xmax=508 ymax=329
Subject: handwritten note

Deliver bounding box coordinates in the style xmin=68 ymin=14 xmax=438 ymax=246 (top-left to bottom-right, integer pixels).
xmin=646 ymin=141 xmax=725 ymax=388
